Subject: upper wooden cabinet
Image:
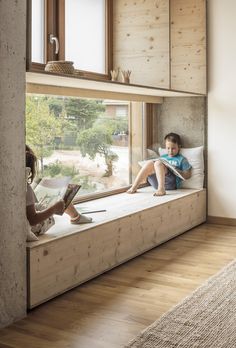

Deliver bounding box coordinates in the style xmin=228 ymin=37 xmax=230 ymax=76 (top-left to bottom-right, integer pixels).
xmin=113 ymin=0 xmax=170 ymax=89
xmin=170 ymin=0 xmax=206 ymax=94
xmin=113 ymin=0 xmax=206 ymax=94
xmin=27 ymin=0 xmax=206 ymax=96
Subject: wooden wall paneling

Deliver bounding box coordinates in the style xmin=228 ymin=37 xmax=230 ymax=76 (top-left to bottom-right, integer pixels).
xmin=170 ymin=0 xmax=207 ymax=94
xmin=113 ymin=0 xmax=170 ymax=88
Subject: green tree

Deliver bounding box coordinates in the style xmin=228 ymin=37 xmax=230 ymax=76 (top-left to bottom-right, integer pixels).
xmin=47 ymin=96 xmax=64 ymax=118
xmin=64 ymin=98 xmax=105 ymax=132
xmin=95 ymin=117 xmax=128 ymax=135
xmin=26 ymin=96 xmax=63 ymax=174
xmin=77 ymin=125 xmax=118 ymax=177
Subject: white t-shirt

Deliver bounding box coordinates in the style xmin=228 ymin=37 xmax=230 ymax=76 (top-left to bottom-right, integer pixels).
xmin=26 ymin=183 xmax=55 ymax=235
xmin=26 ymin=183 xmax=36 ymax=206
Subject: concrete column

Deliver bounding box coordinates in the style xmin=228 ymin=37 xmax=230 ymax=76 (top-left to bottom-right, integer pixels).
xmin=0 ymin=0 xmax=27 ymax=327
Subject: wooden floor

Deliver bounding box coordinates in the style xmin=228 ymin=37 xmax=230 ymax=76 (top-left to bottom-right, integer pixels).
xmin=1 ymin=223 xmax=236 ymax=348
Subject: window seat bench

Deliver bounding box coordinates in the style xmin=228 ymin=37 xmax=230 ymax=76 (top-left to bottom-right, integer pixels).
xmin=27 ymin=187 xmax=206 ymax=308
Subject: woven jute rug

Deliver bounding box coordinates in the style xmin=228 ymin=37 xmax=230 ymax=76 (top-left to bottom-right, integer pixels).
xmin=125 ymin=260 xmax=236 ymax=348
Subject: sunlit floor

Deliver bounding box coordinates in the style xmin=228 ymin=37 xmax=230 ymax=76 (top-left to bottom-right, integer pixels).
xmin=1 ymin=223 xmax=236 ymax=348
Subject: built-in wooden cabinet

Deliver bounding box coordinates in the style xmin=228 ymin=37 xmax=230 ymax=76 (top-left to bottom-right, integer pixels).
xmin=27 ymin=0 xmax=206 ymax=97
xmin=170 ymin=0 xmax=206 ymax=93
xmin=113 ymin=0 xmax=206 ymax=94
xmin=113 ymin=0 xmax=170 ymax=89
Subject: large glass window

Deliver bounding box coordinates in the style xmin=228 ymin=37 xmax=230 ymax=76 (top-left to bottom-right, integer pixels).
xmin=26 ymin=94 xmax=132 ymax=199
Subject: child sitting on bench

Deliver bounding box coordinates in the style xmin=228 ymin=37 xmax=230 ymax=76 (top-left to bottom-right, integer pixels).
xmin=127 ymin=133 xmax=192 ymax=196
xmin=26 ymin=145 xmax=92 ymax=239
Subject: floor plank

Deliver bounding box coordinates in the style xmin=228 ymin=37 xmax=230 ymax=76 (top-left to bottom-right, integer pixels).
xmin=1 ymin=223 xmax=236 ymax=347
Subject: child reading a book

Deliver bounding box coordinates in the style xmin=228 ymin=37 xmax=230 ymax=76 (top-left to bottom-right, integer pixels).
xmin=26 ymin=145 xmax=92 ymax=238
xmin=127 ymin=133 xmax=192 ymax=196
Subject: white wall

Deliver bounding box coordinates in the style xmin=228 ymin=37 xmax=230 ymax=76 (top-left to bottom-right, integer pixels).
xmin=208 ymin=0 xmax=236 ymax=218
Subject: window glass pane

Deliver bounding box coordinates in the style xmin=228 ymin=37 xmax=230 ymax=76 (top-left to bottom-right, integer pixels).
xmin=26 ymin=94 xmax=130 ymax=198
xmin=65 ymin=0 xmax=106 ymax=73
xmin=31 ymin=0 xmax=45 ymax=63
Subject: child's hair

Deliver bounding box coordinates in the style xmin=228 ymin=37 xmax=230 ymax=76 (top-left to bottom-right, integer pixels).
xmin=26 ymin=145 xmax=37 ymax=183
xmin=164 ymin=133 xmax=182 ymax=146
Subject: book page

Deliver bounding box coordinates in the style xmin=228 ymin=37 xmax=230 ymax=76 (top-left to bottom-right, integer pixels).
xmin=138 ymin=158 xmax=185 ymax=181
xmin=159 ymin=158 xmax=185 ymax=180
xmin=138 ymin=158 xmax=160 ymax=167
xmin=63 ymin=184 xmax=81 ymax=209
xmin=34 ymin=176 xmax=71 ymax=208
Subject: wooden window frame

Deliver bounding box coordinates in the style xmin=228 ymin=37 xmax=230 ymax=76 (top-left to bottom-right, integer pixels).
xmin=25 ymin=90 xmax=151 ymax=202
xmin=27 ymin=0 xmax=113 ymax=80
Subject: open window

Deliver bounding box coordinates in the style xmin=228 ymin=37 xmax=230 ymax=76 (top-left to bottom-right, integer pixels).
xmin=27 ymin=0 xmax=113 ymax=80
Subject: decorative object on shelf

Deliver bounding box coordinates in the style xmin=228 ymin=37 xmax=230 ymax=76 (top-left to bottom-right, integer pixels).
xmin=110 ymin=67 xmax=120 ymax=81
xmin=121 ymin=70 xmax=131 ymax=84
xmin=45 ymin=61 xmax=75 ymax=75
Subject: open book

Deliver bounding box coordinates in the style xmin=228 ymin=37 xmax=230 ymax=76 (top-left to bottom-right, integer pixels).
xmin=138 ymin=157 xmax=186 ymax=181
xmin=33 ymin=176 xmax=81 ymax=213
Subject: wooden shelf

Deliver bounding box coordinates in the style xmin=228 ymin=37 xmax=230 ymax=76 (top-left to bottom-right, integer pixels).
xmin=26 ymin=72 xmax=205 ymax=103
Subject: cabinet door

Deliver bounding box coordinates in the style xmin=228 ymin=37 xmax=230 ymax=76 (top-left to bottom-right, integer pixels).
xmin=170 ymin=0 xmax=207 ymax=94
xmin=113 ymin=0 xmax=170 ymax=88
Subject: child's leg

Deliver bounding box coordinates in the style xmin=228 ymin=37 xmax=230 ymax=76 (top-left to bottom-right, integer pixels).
xmin=153 ymin=160 xmax=168 ymax=196
xmin=65 ymin=203 xmax=78 ymax=218
xmin=127 ymin=160 xmax=155 ymax=193
xmin=65 ymin=204 xmax=92 ymax=224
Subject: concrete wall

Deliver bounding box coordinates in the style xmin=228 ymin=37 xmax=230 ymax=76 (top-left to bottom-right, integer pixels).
xmin=208 ymin=0 xmax=236 ymax=218
xmin=0 ymin=1 xmax=27 ymax=327
xmin=153 ymin=97 xmax=206 ymax=149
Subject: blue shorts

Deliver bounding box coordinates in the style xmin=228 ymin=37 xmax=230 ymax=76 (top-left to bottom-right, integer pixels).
xmin=147 ymin=170 xmax=176 ymax=190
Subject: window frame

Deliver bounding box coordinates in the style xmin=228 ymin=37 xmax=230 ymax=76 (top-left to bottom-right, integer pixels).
xmin=25 ymin=93 xmax=144 ymax=202
xmin=27 ymin=0 xmax=113 ymax=80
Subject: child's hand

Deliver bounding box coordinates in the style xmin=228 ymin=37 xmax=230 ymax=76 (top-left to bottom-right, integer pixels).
xmin=53 ymin=199 xmax=65 ymax=215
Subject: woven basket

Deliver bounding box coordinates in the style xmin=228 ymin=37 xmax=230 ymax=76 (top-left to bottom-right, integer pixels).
xmin=45 ymin=61 xmax=75 ymax=75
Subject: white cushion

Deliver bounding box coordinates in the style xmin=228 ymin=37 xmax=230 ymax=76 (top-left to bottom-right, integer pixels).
xmin=158 ymin=146 xmax=204 ymax=189
xmin=147 ymin=148 xmax=159 ymax=159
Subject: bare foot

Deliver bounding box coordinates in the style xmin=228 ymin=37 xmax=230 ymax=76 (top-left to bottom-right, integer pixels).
xmin=127 ymin=187 xmax=137 ymax=194
xmin=153 ymin=189 xmax=166 ymax=196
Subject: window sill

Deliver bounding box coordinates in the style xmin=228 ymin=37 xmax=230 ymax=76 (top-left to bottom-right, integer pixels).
xmin=26 ymin=72 xmax=205 ymax=102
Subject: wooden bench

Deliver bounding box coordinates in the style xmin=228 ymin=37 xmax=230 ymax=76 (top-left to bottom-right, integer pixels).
xmin=27 ymin=187 xmax=206 ymax=308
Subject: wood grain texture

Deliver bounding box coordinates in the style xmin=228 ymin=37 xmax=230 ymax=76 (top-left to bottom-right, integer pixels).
xmin=113 ymin=0 xmax=170 ymax=88
xmin=27 ymin=189 xmax=206 ymax=308
xmin=207 ymin=216 xmax=236 ymax=226
xmin=1 ymin=223 xmax=236 ymax=347
xmin=26 ymin=83 xmax=164 ymax=104
xmin=26 ymin=72 xmax=204 ymax=97
xmin=170 ymin=0 xmax=207 ymax=93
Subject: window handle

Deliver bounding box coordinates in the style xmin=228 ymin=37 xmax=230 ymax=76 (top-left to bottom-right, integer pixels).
xmin=49 ymin=34 xmax=59 ymax=54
